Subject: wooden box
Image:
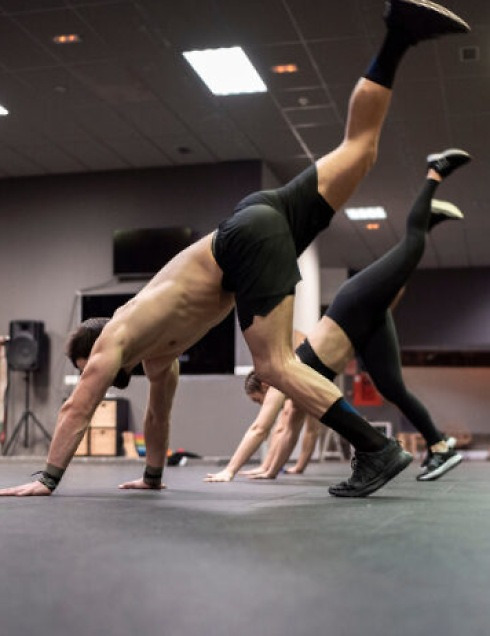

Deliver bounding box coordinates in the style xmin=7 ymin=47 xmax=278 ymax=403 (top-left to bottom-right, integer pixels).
xmin=91 ymin=400 xmax=117 ymax=428
xmin=90 ymin=427 xmax=117 ymax=456
xmin=74 ymin=430 xmax=89 ymax=456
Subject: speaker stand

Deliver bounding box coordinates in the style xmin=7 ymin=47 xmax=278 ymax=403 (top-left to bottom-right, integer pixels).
xmin=3 ymin=371 xmax=52 ymax=455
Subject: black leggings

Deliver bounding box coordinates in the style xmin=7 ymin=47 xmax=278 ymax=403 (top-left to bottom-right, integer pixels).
xmin=326 ymin=179 xmax=443 ymax=446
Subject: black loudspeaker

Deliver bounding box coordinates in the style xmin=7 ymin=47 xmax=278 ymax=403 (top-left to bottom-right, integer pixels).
xmin=7 ymin=320 xmax=45 ymax=372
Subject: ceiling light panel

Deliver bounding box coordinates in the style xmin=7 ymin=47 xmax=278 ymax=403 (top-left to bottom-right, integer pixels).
xmin=344 ymin=206 xmax=387 ymax=221
xmin=183 ymin=47 xmax=267 ymax=95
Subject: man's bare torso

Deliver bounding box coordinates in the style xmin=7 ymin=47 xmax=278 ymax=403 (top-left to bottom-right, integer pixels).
xmin=103 ymin=233 xmax=235 ymax=370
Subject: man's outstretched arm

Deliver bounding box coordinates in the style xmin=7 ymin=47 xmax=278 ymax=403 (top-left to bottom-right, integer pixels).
xmin=0 ymin=335 xmax=122 ymax=496
xmin=119 ymin=358 xmax=179 ymax=491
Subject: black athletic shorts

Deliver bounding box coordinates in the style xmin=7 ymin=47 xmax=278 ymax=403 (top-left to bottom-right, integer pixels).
xmin=212 ymin=165 xmax=335 ymax=331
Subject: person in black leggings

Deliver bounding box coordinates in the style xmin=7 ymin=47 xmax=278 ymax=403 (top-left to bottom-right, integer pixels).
xmin=205 ymin=148 xmax=470 ymax=488
xmin=296 ymin=148 xmax=470 ymax=485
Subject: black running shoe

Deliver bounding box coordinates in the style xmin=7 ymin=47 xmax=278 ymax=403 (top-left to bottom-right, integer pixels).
xmin=420 ymin=435 xmax=456 ymax=467
xmin=427 ymin=148 xmax=472 ymax=178
xmin=328 ymin=438 xmax=413 ymax=497
xmin=417 ymin=448 xmax=463 ymax=481
xmin=384 ymin=0 xmax=471 ymax=44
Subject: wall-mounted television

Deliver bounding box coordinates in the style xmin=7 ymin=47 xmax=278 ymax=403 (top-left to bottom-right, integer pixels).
xmin=81 ymin=293 xmax=235 ymax=375
xmin=113 ymin=227 xmax=199 ymax=279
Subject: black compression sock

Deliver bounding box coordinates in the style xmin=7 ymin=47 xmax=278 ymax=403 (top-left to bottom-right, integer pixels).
xmin=320 ymin=398 xmax=388 ymax=452
xmin=364 ymin=29 xmax=413 ymax=89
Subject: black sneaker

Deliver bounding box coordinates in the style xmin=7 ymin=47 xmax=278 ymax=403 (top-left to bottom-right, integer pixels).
xmin=328 ymin=439 xmax=413 ymax=498
xmin=384 ymin=0 xmax=471 ymax=44
xmin=417 ymin=448 xmax=463 ymax=481
xmin=420 ymin=435 xmax=456 ymax=467
xmin=427 ymin=149 xmax=472 ymax=178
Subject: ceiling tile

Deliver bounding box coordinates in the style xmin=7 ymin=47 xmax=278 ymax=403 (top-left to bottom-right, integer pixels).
xmin=74 ymin=1 xmax=162 ymax=59
xmin=0 ymin=16 xmax=58 ymax=69
xmin=0 ymin=143 xmax=47 ymax=175
xmin=61 ymin=137 xmax=130 ymax=171
xmin=286 ymin=104 xmax=339 ymax=128
xmin=285 ymin=0 xmax=367 ymax=40
xmin=15 ymin=142 xmax=87 ymax=173
xmin=276 ymin=87 xmax=329 ymax=109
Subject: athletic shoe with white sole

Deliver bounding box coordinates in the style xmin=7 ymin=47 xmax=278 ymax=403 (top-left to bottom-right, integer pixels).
xmin=328 ymin=438 xmax=413 ymax=497
xmin=421 ymin=435 xmax=456 ymax=467
xmin=384 ymin=0 xmax=471 ymax=44
xmin=427 ymin=148 xmax=472 ymax=178
xmin=417 ymin=448 xmax=463 ymax=481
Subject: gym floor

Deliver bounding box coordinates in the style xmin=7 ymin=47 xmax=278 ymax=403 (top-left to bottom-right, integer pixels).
xmin=0 ymin=458 xmax=488 ymax=636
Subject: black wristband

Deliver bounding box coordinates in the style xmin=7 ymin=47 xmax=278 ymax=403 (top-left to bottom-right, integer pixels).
xmin=37 ymin=464 xmax=65 ymax=492
xmin=143 ymin=465 xmax=163 ymax=488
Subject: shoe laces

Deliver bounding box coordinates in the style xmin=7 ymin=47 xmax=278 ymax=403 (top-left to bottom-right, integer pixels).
xmin=349 ymin=454 xmax=375 ymax=482
xmin=350 ymin=456 xmax=360 ymax=476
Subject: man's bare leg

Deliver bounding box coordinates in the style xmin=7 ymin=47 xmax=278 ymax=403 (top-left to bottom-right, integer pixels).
xmin=316 ymin=79 xmax=391 ymax=211
xmin=243 ymin=297 xmax=411 ymax=497
xmin=315 ymin=0 xmax=470 ymax=211
xmin=243 ymin=297 xmax=389 ymax=451
xmin=244 ymin=297 xmax=340 ymax=415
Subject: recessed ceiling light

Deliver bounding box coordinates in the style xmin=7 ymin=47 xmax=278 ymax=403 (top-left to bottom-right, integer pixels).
xmin=53 ymin=34 xmax=82 ymax=44
xmin=0 ymin=104 xmax=9 ymax=116
xmin=345 ymin=206 xmax=387 ymax=221
xmin=183 ymin=46 xmax=267 ymax=95
xmin=271 ymin=64 xmax=298 ymax=74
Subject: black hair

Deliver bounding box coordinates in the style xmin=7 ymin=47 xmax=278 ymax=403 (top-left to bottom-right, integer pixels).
xmin=65 ymin=317 xmax=109 ymax=367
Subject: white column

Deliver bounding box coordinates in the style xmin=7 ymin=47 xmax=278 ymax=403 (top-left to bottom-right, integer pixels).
xmin=293 ymin=240 xmax=321 ymax=336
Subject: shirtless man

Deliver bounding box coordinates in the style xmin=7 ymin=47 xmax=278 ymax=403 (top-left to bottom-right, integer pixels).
xmin=0 ymin=0 xmax=470 ymax=498
xmin=205 ymin=148 xmax=470 ymax=488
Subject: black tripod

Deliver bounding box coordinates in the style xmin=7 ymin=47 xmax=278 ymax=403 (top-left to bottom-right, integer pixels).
xmin=3 ymin=371 xmax=52 ymax=455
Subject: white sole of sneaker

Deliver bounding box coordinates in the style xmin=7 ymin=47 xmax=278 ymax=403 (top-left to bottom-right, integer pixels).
xmin=417 ymin=453 xmax=463 ymax=481
xmin=431 ymin=199 xmax=464 ymax=219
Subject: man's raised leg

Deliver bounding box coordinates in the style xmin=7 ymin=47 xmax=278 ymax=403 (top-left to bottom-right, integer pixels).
xmin=315 ymin=0 xmax=470 ymax=212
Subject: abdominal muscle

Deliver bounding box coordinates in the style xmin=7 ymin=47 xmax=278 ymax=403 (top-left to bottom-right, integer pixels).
xmin=107 ymin=234 xmax=235 ymax=368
